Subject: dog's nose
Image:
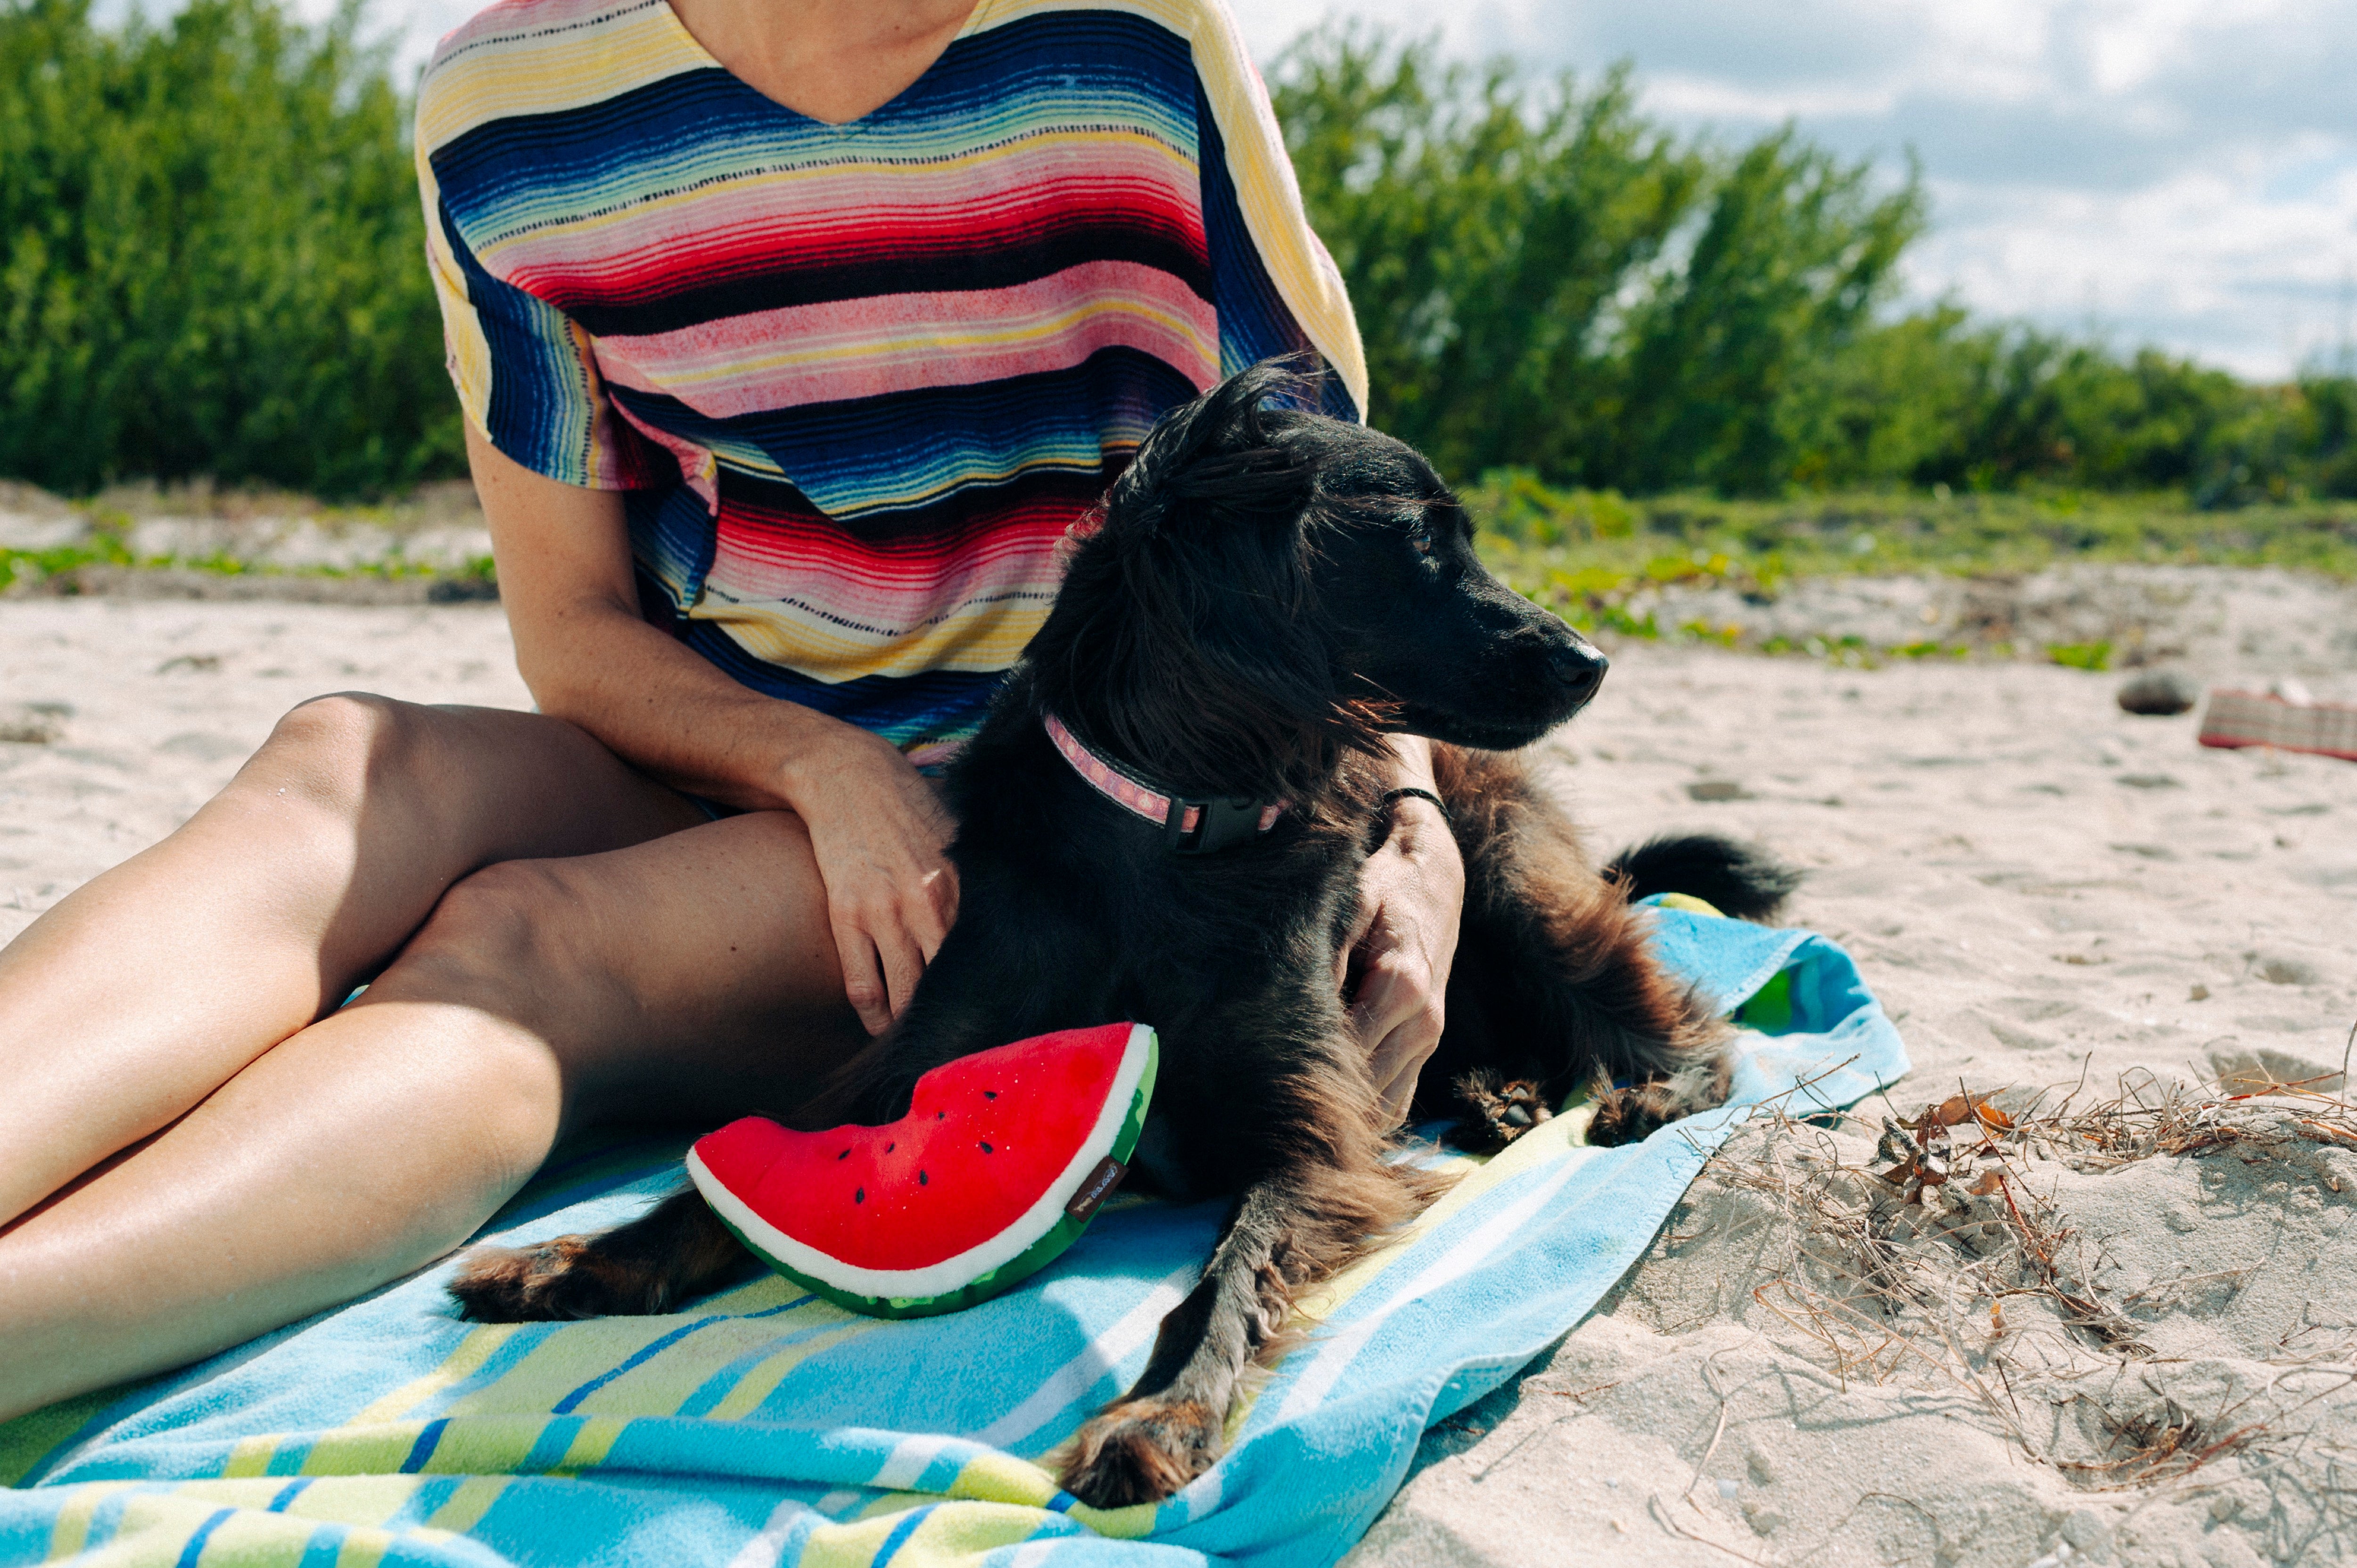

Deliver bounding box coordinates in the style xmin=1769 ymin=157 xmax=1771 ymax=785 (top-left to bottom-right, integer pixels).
xmin=1547 ymin=640 xmax=1609 ymax=702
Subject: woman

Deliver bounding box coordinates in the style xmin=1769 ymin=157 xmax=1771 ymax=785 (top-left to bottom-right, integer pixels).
xmin=0 ymin=0 xmax=1465 ymax=1421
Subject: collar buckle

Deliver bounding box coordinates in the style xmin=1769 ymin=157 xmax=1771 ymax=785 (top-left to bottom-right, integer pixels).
xmin=1044 ymin=710 xmax=1285 ymax=854
xmin=1163 ymin=795 xmax=1272 ymax=856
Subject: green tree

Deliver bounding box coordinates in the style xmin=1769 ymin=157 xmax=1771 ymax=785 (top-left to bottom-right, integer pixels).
xmin=1273 ymin=29 xmax=1703 ymax=484
xmin=0 ymin=0 xmax=457 ymax=495
xmin=1612 ymin=130 xmax=1923 ymax=493
xmin=1273 ymin=29 xmax=1921 ymax=496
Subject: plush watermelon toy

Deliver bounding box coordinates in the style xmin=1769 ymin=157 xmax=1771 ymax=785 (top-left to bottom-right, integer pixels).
xmin=685 ymin=1022 xmax=1158 ymax=1318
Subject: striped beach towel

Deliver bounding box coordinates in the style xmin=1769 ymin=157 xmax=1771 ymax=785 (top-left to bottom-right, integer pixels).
xmin=0 ymin=905 xmax=1906 ymax=1567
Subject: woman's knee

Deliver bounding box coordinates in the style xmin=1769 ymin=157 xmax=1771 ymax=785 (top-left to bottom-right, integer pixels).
xmin=236 ymin=692 xmax=437 ymax=823
xmin=379 ymin=859 xmax=577 ymax=1016
xmin=346 ymin=858 xmax=599 ymax=1134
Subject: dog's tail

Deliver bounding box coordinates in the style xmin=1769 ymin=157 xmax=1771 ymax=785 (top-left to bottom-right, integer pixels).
xmin=1604 ymin=832 xmax=1801 ymax=922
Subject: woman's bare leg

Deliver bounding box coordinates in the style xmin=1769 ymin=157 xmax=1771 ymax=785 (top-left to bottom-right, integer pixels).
xmin=0 ymin=810 xmax=861 ymax=1420
xmin=0 ymin=693 xmax=705 ymax=1227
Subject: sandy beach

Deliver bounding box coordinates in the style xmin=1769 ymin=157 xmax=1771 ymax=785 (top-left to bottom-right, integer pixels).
xmin=1356 ymin=632 xmax=2357 ymax=1568
xmin=3 ymin=586 xmax=2354 ymax=1564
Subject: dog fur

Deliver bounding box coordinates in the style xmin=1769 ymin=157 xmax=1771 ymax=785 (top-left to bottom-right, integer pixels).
xmin=446 ymin=363 xmax=1796 ymax=1507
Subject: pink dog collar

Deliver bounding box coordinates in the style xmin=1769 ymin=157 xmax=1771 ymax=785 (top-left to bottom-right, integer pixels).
xmin=1043 ymin=713 xmax=1286 ymax=854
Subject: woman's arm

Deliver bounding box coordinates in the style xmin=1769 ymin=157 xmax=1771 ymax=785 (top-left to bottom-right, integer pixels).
xmin=467 ymin=424 xmax=956 ymax=1035
xmin=1338 ymin=733 xmax=1465 ymax=1126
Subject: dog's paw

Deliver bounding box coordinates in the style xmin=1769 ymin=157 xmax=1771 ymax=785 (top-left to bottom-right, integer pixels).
xmin=1444 ymin=1069 xmax=1552 ymax=1153
xmin=1586 ymin=1086 xmax=1663 ymax=1148
xmin=446 ymin=1235 xmax=663 ymax=1322
xmin=1587 ymin=1080 xmax=1700 ymax=1148
xmin=1057 ymin=1397 xmax=1220 ymax=1508
xmin=1588 ymin=1055 xmax=1733 ymax=1147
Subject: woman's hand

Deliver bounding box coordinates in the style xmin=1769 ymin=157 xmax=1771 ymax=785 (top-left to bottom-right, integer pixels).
xmin=463 ymin=426 xmax=962 ymax=1038
xmin=777 ymin=727 xmax=960 ymax=1036
xmin=1336 ymin=740 xmax=1465 ymax=1128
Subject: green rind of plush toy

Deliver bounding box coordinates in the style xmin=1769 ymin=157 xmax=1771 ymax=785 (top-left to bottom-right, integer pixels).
xmin=720 ymin=1039 xmax=1158 ymax=1320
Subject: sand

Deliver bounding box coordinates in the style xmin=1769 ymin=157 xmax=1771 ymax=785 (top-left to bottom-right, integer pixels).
xmin=1354 ymin=636 xmax=2357 ymax=1567
xmin=0 ymin=600 xmax=527 ymax=935
xmin=4 ymin=586 xmax=2355 ymax=1565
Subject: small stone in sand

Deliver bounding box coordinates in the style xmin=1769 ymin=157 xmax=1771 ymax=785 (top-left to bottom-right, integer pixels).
xmin=2252 ymin=952 xmax=2321 ymax=985
xmin=2116 ymin=669 xmax=2199 ymax=715
xmin=0 ymin=703 xmax=69 ymax=745
xmin=1686 ymin=779 xmax=1749 ymax=801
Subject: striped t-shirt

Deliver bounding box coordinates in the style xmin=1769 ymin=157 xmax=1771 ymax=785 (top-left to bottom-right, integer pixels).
xmin=416 ymin=0 xmax=1368 ymax=764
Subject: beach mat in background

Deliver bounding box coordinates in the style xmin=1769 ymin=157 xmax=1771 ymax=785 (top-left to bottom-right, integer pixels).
xmin=0 ymin=905 xmax=1906 ymax=1568
xmin=2197 ymin=688 xmax=2357 ymax=762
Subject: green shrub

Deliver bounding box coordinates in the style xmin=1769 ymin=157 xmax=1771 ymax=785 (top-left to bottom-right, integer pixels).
xmin=2045 ymin=641 xmax=2113 ymax=673
xmin=4 ymin=3 xmax=2352 ymax=510
xmin=0 ymin=0 xmax=458 ymax=496
xmin=1275 ymin=28 xmax=2357 ymax=502
xmin=1271 ymin=28 xmax=1922 ymax=495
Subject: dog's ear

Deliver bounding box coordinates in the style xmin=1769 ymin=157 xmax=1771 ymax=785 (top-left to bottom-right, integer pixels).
xmin=1034 ymin=361 xmax=1385 ymax=803
xmin=1047 ymin=366 xmax=1330 ymax=798
xmin=1099 ymin=360 xmax=1315 ymax=540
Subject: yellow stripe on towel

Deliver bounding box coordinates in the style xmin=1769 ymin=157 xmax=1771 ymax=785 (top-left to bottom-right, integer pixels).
xmin=425 ymin=1476 xmax=511 ymax=1534
xmin=1216 ymin=1106 xmax=1600 ymax=1441
xmin=46 ymin=1481 xmax=137 ymax=1559
xmin=349 ymin=1325 xmax=523 ymax=1427
xmin=797 ymin=1500 xmax=1060 ymax=1568
xmin=703 ymin=1323 xmax=874 ymax=1422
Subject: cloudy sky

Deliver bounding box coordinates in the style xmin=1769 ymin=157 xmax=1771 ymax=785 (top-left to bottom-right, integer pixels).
xmin=347 ymin=0 xmax=2357 ymax=378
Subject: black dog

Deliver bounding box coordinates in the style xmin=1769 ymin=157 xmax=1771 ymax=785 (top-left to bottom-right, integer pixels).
xmin=448 ymin=363 xmax=1796 ymax=1506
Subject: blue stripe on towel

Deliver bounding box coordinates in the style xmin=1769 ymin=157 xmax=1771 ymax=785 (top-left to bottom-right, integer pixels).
xmin=399 ymin=1419 xmax=449 ymax=1474
xmin=552 ymin=1319 xmax=718 ymax=1414
xmin=874 ymin=1504 xmax=936 ymax=1566
xmin=172 ymin=1507 xmax=232 ymax=1568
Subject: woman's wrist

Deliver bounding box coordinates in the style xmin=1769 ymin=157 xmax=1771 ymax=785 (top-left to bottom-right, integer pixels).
xmin=1382 ymin=732 xmax=1439 ymax=789
xmin=1376 ymin=735 xmax=1449 ymax=841
xmin=762 ymin=711 xmax=908 ymax=816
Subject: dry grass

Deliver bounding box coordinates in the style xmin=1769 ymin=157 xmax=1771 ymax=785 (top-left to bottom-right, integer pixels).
xmin=1693 ymin=1049 xmax=2357 ymax=1506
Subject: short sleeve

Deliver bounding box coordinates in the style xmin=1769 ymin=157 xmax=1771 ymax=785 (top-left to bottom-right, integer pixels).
xmin=416 ymin=85 xmax=659 ymax=489
xmin=1186 ymin=0 xmax=1368 ymax=423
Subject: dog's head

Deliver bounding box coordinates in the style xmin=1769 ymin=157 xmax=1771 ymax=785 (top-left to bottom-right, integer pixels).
xmin=1026 ymin=361 xmax=1607 ymax=802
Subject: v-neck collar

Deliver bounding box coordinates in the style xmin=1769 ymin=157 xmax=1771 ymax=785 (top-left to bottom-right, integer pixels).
xmin=654 ymin=0 xmax=1000 ymax=131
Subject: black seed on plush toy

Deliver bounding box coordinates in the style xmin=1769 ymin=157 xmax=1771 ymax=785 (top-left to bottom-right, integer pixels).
xmin=855 ymin=1187 xmax=865 ymax=1203
xmin=919 ymin=1171 xmax=929 ymax=1185
xmin=837 ymin=1149 xmax=849 ymax=1160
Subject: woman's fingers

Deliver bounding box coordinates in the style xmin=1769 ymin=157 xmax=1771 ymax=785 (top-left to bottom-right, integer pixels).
xmin=874 ymin=921 xmax=929 ymax=1026
xmin=833 ymin=918 xmax=893 ymax=1037
xmin=1334 ymin=901 xmax=1377 ymax=997
xmin=830 ymin=878 xmax=943 ymax=1036
xmin=781 ymin=723 xmax=965 ymax=1031
xmin=1354 ymin=954 xmax=1444 ymax=1126
xmin=1374 ymin=1046 xmax=1425 ymax=1125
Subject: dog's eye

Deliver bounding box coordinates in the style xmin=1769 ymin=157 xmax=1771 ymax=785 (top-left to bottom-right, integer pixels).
xmin=1409 ymin=530 xmax=1435 ymax=558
